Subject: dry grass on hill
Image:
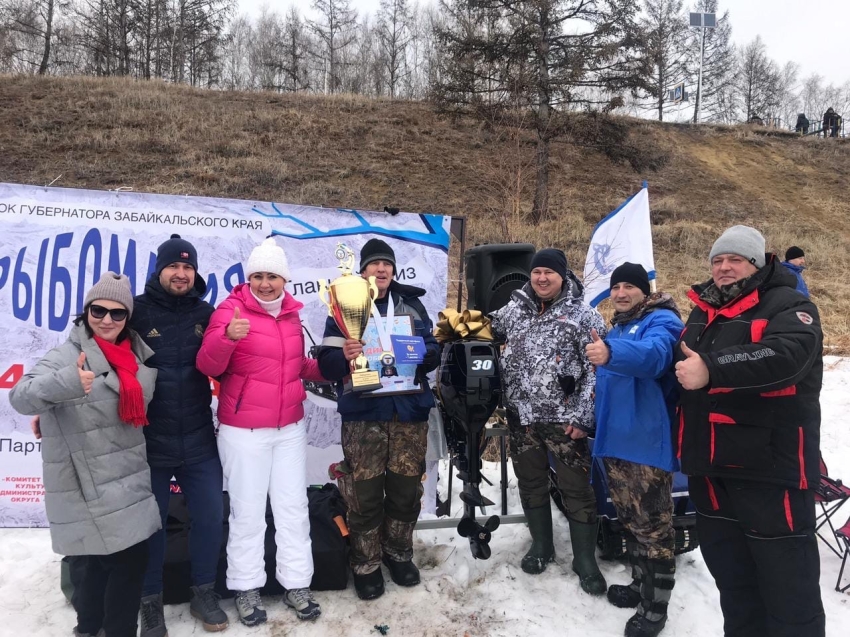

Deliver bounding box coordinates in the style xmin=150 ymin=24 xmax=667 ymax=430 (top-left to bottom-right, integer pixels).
xmin=1 ymin=75 xmax=849 ymax=349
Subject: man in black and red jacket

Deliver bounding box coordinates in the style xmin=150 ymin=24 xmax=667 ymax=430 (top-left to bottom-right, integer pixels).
xmin=674 ymin=225 xmax=825 ymax=637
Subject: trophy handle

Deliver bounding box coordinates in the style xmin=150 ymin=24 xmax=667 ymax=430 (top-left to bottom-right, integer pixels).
xmin=367 ymin=276 xmax=378 ymax=301
xmin=318 ymin=280 xmax=332 ymax=315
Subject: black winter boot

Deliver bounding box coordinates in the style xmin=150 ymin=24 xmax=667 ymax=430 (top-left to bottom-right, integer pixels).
xmin=382 ymin=554 xmax=421 ymax=586
xmin=520 ymin=506 xmax=556 ymax=574
xmin=568 ymin=519 xmax=606 ymax=596
xmin=607 ymin=539 xmax=642 ymax=608
xmin=353 ymin=568 xmax=385 ymax=600
xmin=625 ymin=556 xmax=675 ymax=637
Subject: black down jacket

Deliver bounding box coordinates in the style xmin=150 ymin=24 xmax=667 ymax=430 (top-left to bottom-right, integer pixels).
xmin=131 ymin=274 xmax=217 ymax=467
xmin=675 ymin=256 xmax=822 ymax=490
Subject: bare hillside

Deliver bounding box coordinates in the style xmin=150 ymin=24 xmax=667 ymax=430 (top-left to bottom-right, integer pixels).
xmin=1 ymin=75 xmax=848 ymax=347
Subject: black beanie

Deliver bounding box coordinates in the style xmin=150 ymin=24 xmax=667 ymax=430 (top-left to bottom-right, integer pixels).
xmin=529 ymin=248 xmax=568 ymax=279
xmin=155 ymin=234 xmax=199 ymax=275
xmin=609 ymin=262 xmax=650 ymax=296
xmin=360 ymin=238 xmax=397 ymax=272
xmin=785 ymin=246 xmax=805 ymax=261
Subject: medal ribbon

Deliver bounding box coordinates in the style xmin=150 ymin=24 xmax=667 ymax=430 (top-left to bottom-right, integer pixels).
xmin=370 ymin=294 xmax=395 ymax=358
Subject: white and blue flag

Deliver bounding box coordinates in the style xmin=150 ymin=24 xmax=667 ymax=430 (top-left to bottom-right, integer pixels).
xmin=582 ymin=183 xmax=656 ymax=307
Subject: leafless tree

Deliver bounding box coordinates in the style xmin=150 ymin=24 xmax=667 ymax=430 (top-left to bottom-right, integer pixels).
xmin=736 ymin=36 xmax=778 ymax=123
xmin=376 ymin=0 xmax=411 ymax=97
xmin=280 ymin=5 xmax=310 ymax=92
xmin=308 ymin=0 xmax=358 ymax=94
xmin=637 ymin=0 xmax=690 ymax=121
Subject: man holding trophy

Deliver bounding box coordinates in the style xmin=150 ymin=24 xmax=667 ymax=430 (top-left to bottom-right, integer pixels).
xmin=318 ymin=239 xmax=440 ymax=601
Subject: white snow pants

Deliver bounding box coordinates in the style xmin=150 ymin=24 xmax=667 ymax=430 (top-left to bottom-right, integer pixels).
xmin=217 ymin=422 xmax=313 ymax=591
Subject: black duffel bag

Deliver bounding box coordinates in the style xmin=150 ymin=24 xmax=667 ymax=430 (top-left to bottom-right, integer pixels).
xmin=161 ymin=483 xmax=349 ymax=603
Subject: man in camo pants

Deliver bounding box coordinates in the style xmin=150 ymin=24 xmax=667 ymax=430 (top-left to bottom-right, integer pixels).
xmin=586 ymin=263 xmax=683 ymax=637
xmin=490 ymin=248 xmax=607 ymax=596
xmin=318 ymin=239 xmax=440 ymax=601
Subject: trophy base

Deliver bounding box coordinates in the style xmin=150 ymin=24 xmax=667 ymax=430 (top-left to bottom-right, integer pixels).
xmin=344 ymin=370 xmax=383 ymax=394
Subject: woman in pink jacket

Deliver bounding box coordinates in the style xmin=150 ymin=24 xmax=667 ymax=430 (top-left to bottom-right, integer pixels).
xmin=197 ymin=238 xmax=325 ymax=626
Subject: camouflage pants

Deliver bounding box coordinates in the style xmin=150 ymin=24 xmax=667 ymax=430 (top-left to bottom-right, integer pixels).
xmin=336 ymin=418 xmax=428 ymax=575
xmin=507 ymin=410 xmax=597 ymax=524
xmin=604 ymin=457 xmax=674 ymax=560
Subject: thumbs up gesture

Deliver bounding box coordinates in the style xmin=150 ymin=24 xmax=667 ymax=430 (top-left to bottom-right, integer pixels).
xmin=226 ymin=306 xmax=251 ymax=341
xmin=675 ymin=342 xmax=709 ymax=390
xmin=584 ymin=328 xmax=610 ymax=366
xmin=77 ymin=352 xmax=95 ymax=395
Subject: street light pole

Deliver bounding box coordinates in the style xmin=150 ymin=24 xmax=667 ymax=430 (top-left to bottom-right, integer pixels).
xmin=689 ymin=12 xmax=716 ymax=125
xmin=696 ymin=26 xmax=705 ymax=124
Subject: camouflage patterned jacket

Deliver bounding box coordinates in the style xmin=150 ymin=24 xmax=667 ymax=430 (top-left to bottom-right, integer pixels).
xmin=490 ymin=277 xmax=606 ymax=433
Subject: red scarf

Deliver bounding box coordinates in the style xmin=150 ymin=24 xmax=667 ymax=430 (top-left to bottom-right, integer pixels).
xmin=93 ymin=335 xmax=149 ymax=427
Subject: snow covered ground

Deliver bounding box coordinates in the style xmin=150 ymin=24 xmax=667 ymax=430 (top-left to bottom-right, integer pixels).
xmin=2 ymin=357 xmax=849 ymax=636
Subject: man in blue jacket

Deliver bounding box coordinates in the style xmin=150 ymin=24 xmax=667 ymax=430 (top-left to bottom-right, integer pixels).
xmin=133 ymin=235 xmax=228 ymax=636
xmin=781 ymin=246 xmax=809 ymax=297
xmin=317 ymin=239 xmax=440 ymax=601
xmin=586 ymin=263 xmax=683 ymax=637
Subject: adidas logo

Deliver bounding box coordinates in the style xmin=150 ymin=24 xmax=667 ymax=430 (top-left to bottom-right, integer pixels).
xmin=146 ymin=328 xmax=161 ymax=338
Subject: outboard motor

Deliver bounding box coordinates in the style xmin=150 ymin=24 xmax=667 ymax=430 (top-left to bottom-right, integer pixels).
xmin=436 ymin=339 xmax=502 ymax=559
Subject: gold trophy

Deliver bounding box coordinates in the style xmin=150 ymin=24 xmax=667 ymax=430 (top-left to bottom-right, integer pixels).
xmin=319 ymin=243 xmax=382 ymax=393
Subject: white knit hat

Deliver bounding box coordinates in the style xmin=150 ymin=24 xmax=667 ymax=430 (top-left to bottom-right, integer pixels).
xmin=246 ymin=238 xmax=291 ymax=280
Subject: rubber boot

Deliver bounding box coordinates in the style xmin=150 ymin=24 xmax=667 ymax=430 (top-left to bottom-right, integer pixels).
xmin=568 ymin=518 xmax=607 ymax=595
xmin=624 ymin=557 xmax=675 ymax=637
xmin=608 ymin=538 xmax=642 ymax=608
xmin=520 ymin=506 xmax=556 ymax=574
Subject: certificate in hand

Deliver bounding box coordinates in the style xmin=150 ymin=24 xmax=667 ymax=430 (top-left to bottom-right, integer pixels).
xmin=360 ymin=314 xmax=423 ymax=396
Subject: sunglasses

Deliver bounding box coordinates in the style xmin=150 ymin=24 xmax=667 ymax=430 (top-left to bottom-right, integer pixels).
xmin=89 ymin=305 xmax=129 ymax=322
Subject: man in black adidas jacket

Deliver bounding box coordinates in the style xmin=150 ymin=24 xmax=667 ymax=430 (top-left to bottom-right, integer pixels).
xmin=674 ymin=225 xmax=825 ymax=637
xmin=131 ymin=235 xmax=228 ymax=636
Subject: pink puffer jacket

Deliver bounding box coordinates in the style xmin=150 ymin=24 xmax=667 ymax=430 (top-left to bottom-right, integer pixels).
xmin=197 ymin=283 xmax=324 ymax=429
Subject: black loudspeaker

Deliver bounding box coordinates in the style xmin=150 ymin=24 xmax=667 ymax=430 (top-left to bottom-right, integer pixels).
xmin=464 ymin=243 xmax=535 ymax=314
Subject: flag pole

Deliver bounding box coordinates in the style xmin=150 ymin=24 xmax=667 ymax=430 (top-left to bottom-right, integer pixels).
xmin=644 ymin=180 xmax=656 ymax=293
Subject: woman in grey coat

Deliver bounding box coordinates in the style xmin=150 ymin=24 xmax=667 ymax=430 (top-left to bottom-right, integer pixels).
xmin=9 ymin=272 xmax=160 ymax=637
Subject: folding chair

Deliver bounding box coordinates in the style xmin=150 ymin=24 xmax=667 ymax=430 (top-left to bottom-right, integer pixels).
xmin=834 ymin=515 xmax=850 ymax=593
xmin=814 ymin=457 xmax=850 ymax=558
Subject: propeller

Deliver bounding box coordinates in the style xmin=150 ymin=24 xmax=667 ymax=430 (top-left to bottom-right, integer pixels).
xmin=457 ymin=515 xmax=501 ymax=560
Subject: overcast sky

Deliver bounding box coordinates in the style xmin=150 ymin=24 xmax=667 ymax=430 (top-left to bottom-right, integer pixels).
xmin=238 ymin=0 xmax=848 ymax=88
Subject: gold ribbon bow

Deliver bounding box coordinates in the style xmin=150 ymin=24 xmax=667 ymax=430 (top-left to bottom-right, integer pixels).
xmin=434 ymin=308 xmax=493 ymax=343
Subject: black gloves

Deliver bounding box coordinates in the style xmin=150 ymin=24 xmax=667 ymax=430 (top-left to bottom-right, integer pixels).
xmin=421 ymin=348 xmax=440 ymax=373
xmin=415 ymin=348 xmax=440 ymax=386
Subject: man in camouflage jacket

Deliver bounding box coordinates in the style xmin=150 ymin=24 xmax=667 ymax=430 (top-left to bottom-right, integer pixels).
xmin=318 ymin=239 xmax=440 ymax=602
xmin=490 ymin=248 xmax=607 ymax=595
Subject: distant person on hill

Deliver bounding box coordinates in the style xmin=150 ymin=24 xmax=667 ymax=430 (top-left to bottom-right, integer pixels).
xmin=795 ymin=113 xmax=810 ymax=134
xmin=781 ymin=246 xmax=810 ymax=298
xmin=822 ymin=107 xmax=841 ymax=137
xmin=674 ymin=225 xmax=825 ymax=637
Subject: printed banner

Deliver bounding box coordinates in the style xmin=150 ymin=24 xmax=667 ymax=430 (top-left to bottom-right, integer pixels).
xmin=0 ymin=183 xmax=450 ymax=527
